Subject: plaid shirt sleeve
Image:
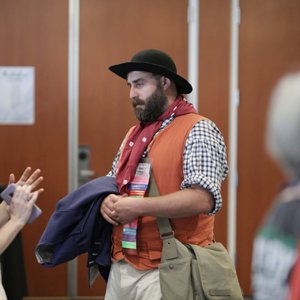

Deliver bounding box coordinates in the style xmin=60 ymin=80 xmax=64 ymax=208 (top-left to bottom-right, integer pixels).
xmin=107 ymin=146 xmax=122 ymax=177
xmin=181 ymin=119 xmax=229 ymax=215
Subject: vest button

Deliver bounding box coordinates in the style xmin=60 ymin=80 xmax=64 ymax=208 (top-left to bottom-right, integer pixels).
xmin=169 ymin=264 xmax=174 ymax=269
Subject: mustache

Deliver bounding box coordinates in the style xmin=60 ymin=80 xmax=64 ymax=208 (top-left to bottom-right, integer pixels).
xmin=132 ymin=98 xmax=145 ymax=107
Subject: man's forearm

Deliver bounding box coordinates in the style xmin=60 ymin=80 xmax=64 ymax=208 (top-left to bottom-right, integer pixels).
xmin=138 ymin=186 xmax=213 ymax=218
xmin=110 ymin=186 xmax=214 ymax=224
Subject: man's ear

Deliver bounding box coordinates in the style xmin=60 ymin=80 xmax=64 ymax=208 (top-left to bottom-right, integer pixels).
xmin=161 ymin=76 xmax=171 ymax=90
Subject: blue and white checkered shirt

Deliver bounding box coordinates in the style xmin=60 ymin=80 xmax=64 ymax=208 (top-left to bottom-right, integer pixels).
xmin=107 ymin=116 xmax=229 ymax=215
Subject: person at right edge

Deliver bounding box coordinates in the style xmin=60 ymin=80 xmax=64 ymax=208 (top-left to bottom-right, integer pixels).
xmin=100 ymin=49 xmax=229 ymax=299
xmin=252 ymin=70 xmax=300 ymax=300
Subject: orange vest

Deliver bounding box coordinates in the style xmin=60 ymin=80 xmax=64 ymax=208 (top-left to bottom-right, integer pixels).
xmin=112 ymin=114 xmax=215 ymax=270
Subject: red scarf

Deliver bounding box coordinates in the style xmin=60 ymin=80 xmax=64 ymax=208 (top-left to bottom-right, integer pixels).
xmin=116 ymin=96 xmax=197 ymax=193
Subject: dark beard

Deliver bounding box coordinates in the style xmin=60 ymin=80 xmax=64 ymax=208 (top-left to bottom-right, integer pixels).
xmin=132 ymin=86 xmax=168 ymax=123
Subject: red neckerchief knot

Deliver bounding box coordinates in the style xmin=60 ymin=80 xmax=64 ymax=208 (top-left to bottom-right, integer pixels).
xmin=116 ymin=96 xmax=197 ymax=193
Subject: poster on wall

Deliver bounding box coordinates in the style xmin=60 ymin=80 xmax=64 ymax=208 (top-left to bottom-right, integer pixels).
xmin=0 ymin=66 xmax=35 ymax=125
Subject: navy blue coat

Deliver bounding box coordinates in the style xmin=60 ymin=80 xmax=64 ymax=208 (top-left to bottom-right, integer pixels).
xmin=35 ymin=176 xmax=119 ymax=285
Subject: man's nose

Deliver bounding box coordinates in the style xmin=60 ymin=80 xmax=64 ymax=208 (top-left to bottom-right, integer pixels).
xmin=129 ymin=86 xmax=138 ymax=99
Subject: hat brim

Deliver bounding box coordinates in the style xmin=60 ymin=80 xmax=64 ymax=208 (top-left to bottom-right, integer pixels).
xmin=109 ymin=62 xmax=193 ymax=94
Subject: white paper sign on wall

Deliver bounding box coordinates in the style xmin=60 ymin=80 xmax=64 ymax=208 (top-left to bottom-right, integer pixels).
xmin=0 ymin=66 xmax=35 ymax=125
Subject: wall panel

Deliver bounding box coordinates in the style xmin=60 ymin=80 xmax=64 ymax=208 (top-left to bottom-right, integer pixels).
xmin=0 ymin=0 xmax=69 ymax=296
xmin=238 ymin=0 xmax=300 ymax=295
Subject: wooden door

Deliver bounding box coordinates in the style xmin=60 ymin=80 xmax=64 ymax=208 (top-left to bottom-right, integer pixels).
xmin=0 ymin=0 xmax=69 ymax=296
xmin=198 ymin=0 xmax=231 ymax=245
xmin=238 ymin=0 xmax=300 ymax=295
xmin=78 ymin=0 xmax=191 ymax=296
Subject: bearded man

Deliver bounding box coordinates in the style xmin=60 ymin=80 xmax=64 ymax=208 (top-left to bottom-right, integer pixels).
xmin=101 ymin=49 xmax=229 ymax=300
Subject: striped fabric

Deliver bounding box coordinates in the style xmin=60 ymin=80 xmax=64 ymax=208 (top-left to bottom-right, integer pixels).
xmin=121 ymin=162 xmax=151 ymax=254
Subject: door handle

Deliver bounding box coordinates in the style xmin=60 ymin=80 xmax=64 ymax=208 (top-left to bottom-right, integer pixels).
xmin=78 ymin=145 xmax=95 ymax=185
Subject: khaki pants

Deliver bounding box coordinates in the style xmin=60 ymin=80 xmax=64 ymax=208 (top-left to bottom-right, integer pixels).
xmin=104 ymin=261 xmax=162 ymax=300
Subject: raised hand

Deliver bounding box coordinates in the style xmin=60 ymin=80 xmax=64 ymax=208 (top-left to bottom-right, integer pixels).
xmin=8 ymin=167 xmax=44 ymax=195
xmin=9 ymin=185 xmax=39 ymax=225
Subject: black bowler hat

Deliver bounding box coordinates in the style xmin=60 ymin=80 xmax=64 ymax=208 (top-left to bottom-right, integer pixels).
xmin=109 ymin=49 xmax=193 ymax=94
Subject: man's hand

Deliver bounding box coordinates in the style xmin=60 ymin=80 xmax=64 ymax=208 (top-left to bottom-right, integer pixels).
xmin=100 ymin=194 xmax=140 ymax=225
xmin=100 ymin=194 xmax=124 ymax=226
xmin=110 ymin=196 xmax=140 ymax=225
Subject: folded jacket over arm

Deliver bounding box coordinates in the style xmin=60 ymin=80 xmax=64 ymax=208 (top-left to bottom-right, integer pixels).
xmin=35 ymin=176 xmax=119 ymax=285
